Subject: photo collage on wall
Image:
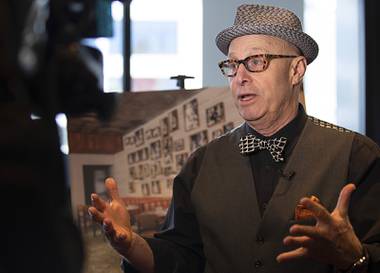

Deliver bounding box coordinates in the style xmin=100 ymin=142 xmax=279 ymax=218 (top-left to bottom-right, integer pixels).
xmin=126 ymin=107 xmax=185 ymax=196
xmin=125 ymin=99 xmax=236 ymax=196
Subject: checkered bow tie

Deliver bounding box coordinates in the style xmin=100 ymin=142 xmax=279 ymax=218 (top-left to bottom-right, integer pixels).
xmin=239 ymin=134 xmax=288 ymax=162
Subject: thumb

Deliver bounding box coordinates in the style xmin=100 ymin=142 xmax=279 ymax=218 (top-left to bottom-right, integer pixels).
xmin=335 ymin=183 xmax=356 ymax=217
xmin=105 ymin=177 xmax=121 ymax=201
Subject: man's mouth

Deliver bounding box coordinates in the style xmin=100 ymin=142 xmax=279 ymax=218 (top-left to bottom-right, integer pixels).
xmin=238 ymin=94 xmax=256 ymax=101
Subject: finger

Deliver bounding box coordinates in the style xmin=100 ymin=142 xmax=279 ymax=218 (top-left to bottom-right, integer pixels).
xmin=91 ymin=193 xmax=107 ymax=212
xmin=335 ymin=183 xmax=356 ymax=217
xmin=88 ymin=206 xmax=105 ymax=224
xmin=283 ymin=236 xmax=313 ymax=248
xmin=290 ymin=224 xmax=319 ymax=238
xmin=115 ymin=229 xmax=127 ymax=241
xmin=276 ymin=247 xmax=308 ymax=263
xmin=105 ymin=177 xmax=121 ymax=201
xmin=103 ymin=219 xmax=127 ymax=242
xmin=103 ymin=218 xmax=116 ymax=239
xmin=300 ymin=197 xmax=331 ymax=223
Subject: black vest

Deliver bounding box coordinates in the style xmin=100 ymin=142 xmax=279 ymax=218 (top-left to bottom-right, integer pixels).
xmin=191 ymin=118 xmax=354 ymax=273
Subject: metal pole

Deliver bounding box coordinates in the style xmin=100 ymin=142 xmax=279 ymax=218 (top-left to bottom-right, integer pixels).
xmin=123 ymin=0 xmax=132 ymax=91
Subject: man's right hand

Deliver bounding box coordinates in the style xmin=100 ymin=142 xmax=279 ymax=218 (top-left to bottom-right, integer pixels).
xmin=88 ymin=177 xmax=133 ymax=256
xmin=89 ymin=177 xmax=155 ymax=273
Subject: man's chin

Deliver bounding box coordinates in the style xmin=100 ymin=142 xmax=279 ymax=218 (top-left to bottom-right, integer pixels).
xmin=239 ymin=111 xmax=263 ymax=124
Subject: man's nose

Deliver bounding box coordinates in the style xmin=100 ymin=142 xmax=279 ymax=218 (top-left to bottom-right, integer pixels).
xmin=235 ymin=62 xmax=250 ymax=84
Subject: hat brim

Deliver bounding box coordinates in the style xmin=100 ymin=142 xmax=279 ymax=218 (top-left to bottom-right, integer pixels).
xmin=215 ymin=23 xmax=318 ymax=64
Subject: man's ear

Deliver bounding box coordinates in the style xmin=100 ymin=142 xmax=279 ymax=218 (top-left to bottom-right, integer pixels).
xmin=290 ymin=57 xmax=307 ymax=85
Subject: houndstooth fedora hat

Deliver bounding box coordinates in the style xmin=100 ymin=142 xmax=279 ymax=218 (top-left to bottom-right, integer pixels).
xmin=215 ymin=4 xmax=319 ymax=64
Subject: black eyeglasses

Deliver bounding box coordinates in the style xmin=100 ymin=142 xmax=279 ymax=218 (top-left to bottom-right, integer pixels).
xmin=218 ymin=54 xmax=298 ymax=77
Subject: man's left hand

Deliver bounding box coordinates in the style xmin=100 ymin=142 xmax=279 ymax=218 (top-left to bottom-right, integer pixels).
xmin=276 ymin=183 xmax=363 ymax=270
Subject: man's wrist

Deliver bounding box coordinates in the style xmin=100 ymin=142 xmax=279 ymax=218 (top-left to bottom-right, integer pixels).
xmin=339 ymin=247 xmax=369 ymax=273
xmin=124 ymin=232 xmax=138 ymax=258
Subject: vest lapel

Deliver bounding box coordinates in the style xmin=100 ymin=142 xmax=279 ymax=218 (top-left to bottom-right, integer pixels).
xmin=225 ymin=125 xmax=262 ymax=225
xmin=257 ymin=119 xmax=353 ymax=236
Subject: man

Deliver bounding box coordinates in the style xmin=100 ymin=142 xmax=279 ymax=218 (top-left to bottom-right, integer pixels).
xmin=89 ymin=4 xmax=380 ymax=273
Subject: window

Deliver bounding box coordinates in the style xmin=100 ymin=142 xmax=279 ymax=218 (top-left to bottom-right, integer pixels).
xmin=132 ymin=21 xmax=177 ymax=54
xmin=130 ymin=0 xmax=203 ymax=91
xmin=304 ymin=0 xmax=365 ymax=132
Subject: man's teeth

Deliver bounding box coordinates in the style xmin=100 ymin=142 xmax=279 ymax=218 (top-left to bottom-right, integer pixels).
xmin=240 ymin=95 xmax=252 ymax=100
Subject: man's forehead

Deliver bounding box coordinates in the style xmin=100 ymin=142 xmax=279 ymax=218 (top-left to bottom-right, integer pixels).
xmin=228 ymin=47 xmax=268 ymax=59
xmin=228 ymin=34 xmax=298 ymax=57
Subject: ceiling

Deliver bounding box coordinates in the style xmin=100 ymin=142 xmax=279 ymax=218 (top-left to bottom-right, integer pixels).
xmin=67 ymin=89 xmax=203 ymax=136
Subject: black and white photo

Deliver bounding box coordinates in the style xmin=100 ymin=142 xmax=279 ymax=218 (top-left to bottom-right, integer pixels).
xmin=183 ymin=99 xmax=200 ymax=131
xmin=190 ymin=130 xmax=208 ymax=152
xmin=206 ymin=102 xmax=225 ymax=127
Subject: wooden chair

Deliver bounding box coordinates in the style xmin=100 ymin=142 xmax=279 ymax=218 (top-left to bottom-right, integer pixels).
xmin=76 ymin=204 xmax=91 ymax=231
xmin=135 ymin=212 xmax=160 ymax=238
xmin=76 ymin=204 xmax=103 ymax=238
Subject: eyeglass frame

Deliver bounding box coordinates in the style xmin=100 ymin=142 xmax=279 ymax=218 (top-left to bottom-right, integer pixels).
xmin=218 ymin=54 xmax=298 ymax=77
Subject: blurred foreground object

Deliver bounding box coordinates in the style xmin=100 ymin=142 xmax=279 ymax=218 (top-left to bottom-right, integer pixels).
xmin=0 ymin=0 xmax=123 ymax=272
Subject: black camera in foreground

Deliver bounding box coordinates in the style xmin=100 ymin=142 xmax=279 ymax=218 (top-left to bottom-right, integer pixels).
xmin=0 ymin=1 xmax=124 ymax=272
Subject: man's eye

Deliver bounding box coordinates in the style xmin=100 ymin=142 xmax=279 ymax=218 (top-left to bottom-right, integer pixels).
xmin=225 ymin=62 xmax=236 ymax=68
xmin=250 ymin=58 xmax=263 ymax=65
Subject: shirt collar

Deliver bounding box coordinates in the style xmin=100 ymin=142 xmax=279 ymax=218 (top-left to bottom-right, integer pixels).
xmin=244 ymin=104 xmax=307 ymax=154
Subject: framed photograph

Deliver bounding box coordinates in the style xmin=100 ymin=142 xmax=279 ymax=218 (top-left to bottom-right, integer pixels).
xmin=183 ymin=99 xmax=200 ymax=131
xmin=141 ymin=183 xmax=150 ymax=196
xmin=190 ymin=130 xmax=209 ymax=152
xmin=128 ymin=181 xmax=135 ymax=193
xmin=169 ymin=109 xmax=179 ymax=132
xmin=175 ymin=153 xmax=188 ymax=170
xmin=143 ymin=163 xmax=150 ymax=178
xmin=150 ymin=140 xmax=161 ymax=160
xmin=135 ymin=128 xmax=144 ymax=147
xmin=149 ymin=164 xmax=154 ymax=178
xmin=152 ymin=126 xmax=161 ymax=138
xmin=151 ymin=180 xmax=161 ymax=194
xmin=129 ymin=166 xmax=137 ymax=180
xmin=138 ymin=164 xmax=144 ymax=179
xmin=161 ymin=117 xmax=170 ymax=137
xmin=223 ymin=122 xmax=234 ymax=133
xmin=166 ymin=178 xmax=173 ymax=189
xmin=124 ymin=136 xmax=135 ymax=146
xmin=163 ymin=154 xmax=173 ymax=165
xmin=162 ymin=136 xmax=173 ymax=156
xmin=143 ymin=147 xmax=149 ymax=161
xmin=131 ymin=153 xmax=137 ymax=164
xmin=206 ymin=102 xmax=225 ymax=127
xmin=163 ymin=166 xmax=173 ymax=176
xmin=150 ymin=161 xmax=162 ymax=178
xmin=145 ymin=129 xmax=153 ymax=140
xmin=212 ymin=128 xmax=224 ymax=139
xmin=162 ymin=136 xmax=173 ymax=165
xmin=173 ymin=138 xmax=185 ymax=151
xmin=137 ymin=149 xmax=144 ymax=162
xmin=127 ymin=153 xmax=134 ymax=164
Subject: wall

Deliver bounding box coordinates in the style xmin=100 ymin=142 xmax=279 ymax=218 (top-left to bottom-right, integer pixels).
xmin=120 ymin=87 xmax=243 ymax=198
xmin=202 ymin=0 xmax=304 ymax=88
xmin=68 ymin=87 xmax=244 ymax=218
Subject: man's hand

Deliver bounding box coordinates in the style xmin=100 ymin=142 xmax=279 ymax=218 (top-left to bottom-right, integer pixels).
xmin=276 ymin=183 xmax=364 ymax=270
xmin=88 ymin=177 xmax=133 ymax=256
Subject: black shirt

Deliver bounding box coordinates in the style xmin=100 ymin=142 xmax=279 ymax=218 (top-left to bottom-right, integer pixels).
xmin=245 ymin=105 xmax=307 ymax=215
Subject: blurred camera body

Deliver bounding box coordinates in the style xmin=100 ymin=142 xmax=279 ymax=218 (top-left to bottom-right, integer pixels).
xmin=0 ymin=1 xmax=120 ymax=272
